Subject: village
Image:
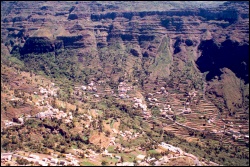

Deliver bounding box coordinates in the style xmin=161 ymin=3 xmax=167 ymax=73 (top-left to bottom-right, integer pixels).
xmin=1 ymin=74 xmax=248 ymax=166
xmin=1 ymin=140 xmax=219 ymax=166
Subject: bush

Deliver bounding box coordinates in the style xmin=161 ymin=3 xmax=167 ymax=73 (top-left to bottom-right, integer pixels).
xmin=16 ymin=157 xmax=29 ymax=165
xmin=101 ymin=160 xmax=107 ymax=166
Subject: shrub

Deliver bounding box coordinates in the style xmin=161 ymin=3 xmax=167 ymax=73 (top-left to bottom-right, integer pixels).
xmin=16 ymin=157 xmax=29 ymax=165
xmin=101 ymin=160 xmax=107 ymax=166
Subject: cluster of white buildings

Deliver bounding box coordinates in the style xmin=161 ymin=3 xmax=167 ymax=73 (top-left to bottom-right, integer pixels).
xmin=81 ymin=81 xmax=97 ymax=92
xmin=160 ymin=104 xmax=174 ymax=115
xmin=188 ymin=90 xmax=197 ymax=98
xmin=119 ymin=130 xmax=141 ymax=140
xmin=181 ymin=106 xmax=192 ymax=114
xmin=101 ymin=149 xmax=113 ymax=157
xmin=31 ymin=153 xmax=79 ymax=166
xmin=39 ymin=84 xmax=58 ymax=98
xmin=4 ymin=120 xmax=21 ymax=127
xmin=1 ymin=152 xmax=79 ymax=166
xmin=156 ymin=87 xmax=168 ymax=95
xmin=108 ymin=136 xmax=116 ymax=146
xmin=159 ymin=142 xmax=183 ymax=155
xmin=154 ymin=156 xmax=169 ymax=166
xmin=118 ymin=82 xmax=131 ymax=99
xmin=133 ymin=97 xmax=147 ymax=112
xmin=1 ymin=153 xmax=12 ymax=162
xmin=35 ymin=104 xmax=73 ymax=123
xmin=116 ymin=162 xmax=134 ymax=166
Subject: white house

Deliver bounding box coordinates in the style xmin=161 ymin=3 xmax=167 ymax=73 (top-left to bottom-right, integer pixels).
xmin=92 ymin=86 xmax=97 ymax=92
xmin=29 ymin=154 xmax=40 ymax=160
xmin=18 ymin=117 xmax=24 ymax=124
xmin=36 ymin=112 xmax=45 ymax=119
xmin=101 ymin=149 xmax=112 ymax=157
xmin=81 ymin=86 xmax=87 ymax=90
xmin=114 ymin=155 xmax=121 ymax=160
xmin=51 ymin=158 xmax=58 ymax=164
xmin=88 ymin=81 xmax=94 ymax=86
xmin=159 ymin=142 xmax=183 ymax=154
xmin=116 ymin=162 xmax=134 ymax=166
xmin=39 ymin=161 xmax=48 ymax=166
xmin=87 ymin=86 xmax=92 ymax=91
xmin=152 ymin=98 xmax=158 ymax=102
xmin=136 ymin=154 xmax=146 ymax=160
xmin=1 ymin=154 xmax=12 ymax=161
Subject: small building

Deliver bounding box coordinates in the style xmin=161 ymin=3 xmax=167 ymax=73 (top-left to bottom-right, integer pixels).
xmin=112 ymin=129 xmax=118 ymax=134
xmin=5 ymin=122 xmax=13 ymax=126
xmin=114 ymin=155 xmax=121 ymax=160
xmin=119 ymin=94 xmax=126 ymax=99
xmin=139 ymin=161 xmax=150 ymax=166
xmin=39 ymin=161 xmax=48 ymax=166
xmin=183 ymin=108 xmax=192 ymax=114
xmin=1 ymin=154 xmax=12 ymax=161
xmin=148 ymin=93 xmax=153 ymax=96
xmin=136 ymin=154 xmax=146 ymax=160
xmin=51 ymin=158 xmax=58 ymax=164
xmin=152 ymin=98 xmax=158 ymax=102
xmin=87 ymin=86 xmax=92 ymax=91
xmin=101 ymin=150 xmax=112 ymax=157
xmin=88 ymin=81 xmax=94 ymax=86
xmin=29 ymin=154 xmax=40 ymax=160
xmin=159 ymin=142 xmax=183 ymax=154
xmin=36 ymin=112 xmax=45 ymax=119
xmin=81 ymin=86 xmax=87 ymax=90
xmin=116 ymin=162 xmax=134 ymax=166
xmin=18 ymin=117 xmax=24 ymax=124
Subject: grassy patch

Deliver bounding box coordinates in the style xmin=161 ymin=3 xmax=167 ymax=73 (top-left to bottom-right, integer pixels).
xmin=110 ymin=119 xmax=114 ymax=128
xmin=80 ymin=161 xmax=96 ymax=166
xmin=96 ymin=109 xmax=103 ymax=115
xmin=176 ymin=115 xmax=186 ymax=123
xmin=107 ymin=145 xmax=115 ymax=153
xmin=71 ymin=145 xmax=78 ymax=149
xmin=147 ymin=149 xmax=159 ymax=155
xmin=149 ymin=36 xmax=172 ymax=79
xmin=117 ymin=153 xmax=135 ymax=162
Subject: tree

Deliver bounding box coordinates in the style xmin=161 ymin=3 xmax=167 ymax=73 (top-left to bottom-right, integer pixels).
xmin=172 ymin=115 xmax=176 ymax=121
xmin=16 ymin=157 xmax=29 ymax=165
xmin=121 ymin=156 xmax=124 ymax=163
xmin=105 ymin=130 xmax=110 ymax=137
xmin=101 ymin=160 xmax=107 ymax=166
xmin=75 ymin=105 xmax=79 ymax=115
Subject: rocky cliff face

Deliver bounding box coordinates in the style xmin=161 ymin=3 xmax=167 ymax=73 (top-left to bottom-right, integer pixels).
xmin=1 ymin=1 xmax=249 ymax=111
xmin=1 ymin=2 xmax=248 ymax=54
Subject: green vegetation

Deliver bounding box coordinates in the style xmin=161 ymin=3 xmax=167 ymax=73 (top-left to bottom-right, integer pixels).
xmin=149 ymin=36 xmax=172 ymax=79
xmin=81 ymin=161 xmax=96 ymax=166
xmin=1 ymin=6 xmax=248 ymax=166
xmin=163 ymin=131 xmax=249 ymax=166
xmin=107 ymin=146 xmax=115 ymax=153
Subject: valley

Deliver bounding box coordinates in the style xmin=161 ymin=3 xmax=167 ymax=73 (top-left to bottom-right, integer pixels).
xmin=1 ymin=1 xmax=249 ymax=166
